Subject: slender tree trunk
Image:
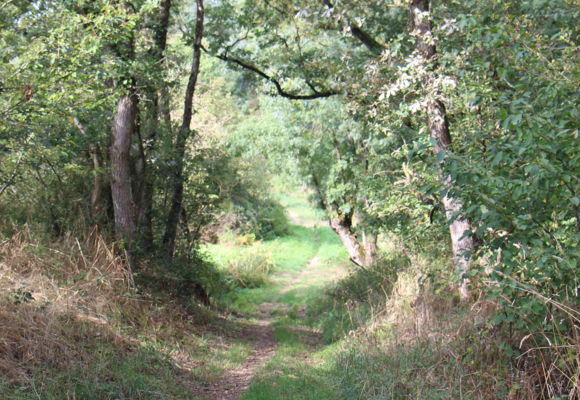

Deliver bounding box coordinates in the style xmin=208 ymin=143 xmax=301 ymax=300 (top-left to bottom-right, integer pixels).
xmin=136 ymin=96 xmax=154 ymax=252
xmin=163 ymin=0 xmax=204 ymax=259
xmin=110 ymin=93 xmax=139 ymax=269
xmin=131 ymin=0 xmax=172 ymax=253
xmin=410 ymin=0 xmax=475 ymax=300
xmin=130 ymin=115 xmax=149 ymax=246
xmin=89 ymin=143 xmax=104 ymax=220
xmin=72 ymin=116 xmax=106 ymax=222
xmin=155 ymin=0 xmax=173 ymax=125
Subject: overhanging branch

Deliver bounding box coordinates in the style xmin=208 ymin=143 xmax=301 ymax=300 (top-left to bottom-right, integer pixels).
xmin=202 ymin=46 xmax=339 ymax=100
xmin=350 ymin=25 xmax=384 ymax=55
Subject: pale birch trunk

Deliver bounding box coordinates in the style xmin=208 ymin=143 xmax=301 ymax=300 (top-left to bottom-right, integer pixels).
xmin=410 ymin=0 xmax=475 ymax=300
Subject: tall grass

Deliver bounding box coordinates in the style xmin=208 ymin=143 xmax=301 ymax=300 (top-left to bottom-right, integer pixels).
xmin=223 ymin=248 xmax=276 ymax=289
xmin=306 ymin=241 xmax=579 ymax=400
xmin=0 ymin=228 xmax=229 ymax=399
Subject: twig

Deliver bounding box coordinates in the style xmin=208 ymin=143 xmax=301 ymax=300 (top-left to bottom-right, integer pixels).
xmin=0 ymin=153 xmax=24 ymax=198
xmin=492 ymin=269 xmax=580 ymax=323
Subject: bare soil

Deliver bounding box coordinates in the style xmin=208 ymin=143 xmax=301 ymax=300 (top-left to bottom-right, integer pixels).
xmin=195 ymin=315 xmax=276 ymax=400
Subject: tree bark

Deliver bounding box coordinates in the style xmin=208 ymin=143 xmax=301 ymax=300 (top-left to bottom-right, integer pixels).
xmin=362 ymin=230 xmax=377 ymax=267
xmin=410 ymin=0 xmax=475 ymax=300
xmin=163 ymin=0 xmax=204 ymax=260
xmin=329 ymin=212 xmax=365 ymax=267
xmin=110 ymin=93 xmax=139 ymax=268
xmin=89 ymin=143 xmax=105 ymax=221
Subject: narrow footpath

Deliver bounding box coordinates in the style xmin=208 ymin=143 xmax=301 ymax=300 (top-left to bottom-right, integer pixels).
xmin=198 ymin=193 xmax=349 ymax=400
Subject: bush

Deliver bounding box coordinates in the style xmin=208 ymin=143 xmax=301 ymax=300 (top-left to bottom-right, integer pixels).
xmin=138 ymin=250 xmax=229 ymax=306
xmin=224 ymin=195 xmax=290 ymax=240
xmin=223 ymin=248 xmax=275 ymax=289
xmin=253 ymin=199 xmax=290 ymax=239
xmin=193 ymin=148 xmax=290 ymax=243
xmin=309 ymin=254 xmax=405 ymax=342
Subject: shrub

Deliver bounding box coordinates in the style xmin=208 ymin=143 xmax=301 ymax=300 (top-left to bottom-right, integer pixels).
xmin=309 ymin=254 xmax=405 ymax=342
xmin=137 ymin=250 xmax=229 ymax=307
xmin=223 ymin=248 xmax=275 ymax=288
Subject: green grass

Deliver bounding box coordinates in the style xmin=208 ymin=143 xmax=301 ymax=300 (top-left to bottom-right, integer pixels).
xmin=277 ymin=191 xmax=327 ymax=223
xmin=205 ymin=191 xmax=349 ymax=315
xmin=240 ymin=324 xmax=340 ymax=400
xmin=201 ymin=190 xmax=521 ymax=400
xmin=1 ymin=345 xmax=199 ymax=400
xmin=203 ymin=190 xmax=351 ymax=399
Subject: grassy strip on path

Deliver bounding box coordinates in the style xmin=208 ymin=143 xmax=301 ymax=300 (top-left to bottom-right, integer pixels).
xmin=204 ymin=192 xmax=350 ymax=399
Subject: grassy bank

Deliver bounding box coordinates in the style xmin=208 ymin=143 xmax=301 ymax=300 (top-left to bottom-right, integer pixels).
xmin=0 ymin=232 xmax=251 ymax=399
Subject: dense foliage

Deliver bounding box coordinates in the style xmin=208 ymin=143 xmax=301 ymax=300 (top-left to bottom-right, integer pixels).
xmin=0 ymin=0 xmax=578 ymax=398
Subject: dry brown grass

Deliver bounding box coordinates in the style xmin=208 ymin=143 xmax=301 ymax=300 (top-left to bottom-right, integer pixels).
xmin=0 ymin=229 xmax=131 ymax=381
xmin=0 ymin=228 xmax=213 ymax=391
xmin=337 ymin=257 xmax=579 ymax=400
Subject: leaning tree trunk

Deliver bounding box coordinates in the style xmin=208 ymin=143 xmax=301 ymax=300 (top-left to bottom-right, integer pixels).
xmin=410 ymin=0 xmax=475 ymax=300
xmin=110 ymin=93 xmax=139 ymax=272
xmin=163 ymin=0 xmax=204 ymax=260
xmin=329 ymin=211 xmax=366 ymax=267
xmin=310 ymin=169 xmax=367 ymax=267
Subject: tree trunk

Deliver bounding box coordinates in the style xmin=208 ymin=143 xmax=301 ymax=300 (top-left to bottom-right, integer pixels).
xmin=310 ymin=169 xmax=370 ymax=267
xmin=130 ymin=0 xmax=172 ymax=253
xmin=153 ymin=0 xmax=173 ymax=125
xmin=330 ymin=214 xmax=365 ymax=267
xmin=354 ymin=196 xmax=377 ymax=267
xmin=163 ymin=0 xmax=204 ymax=260
xmin=110 ymin=93 xmax=139 ymax=268
xmin=133 ymin=92 xmax=154 ymax=253
xmin=410 ymin=0 xmax=474 ymax=300
xmin=89 ymin=143 xmax=104 ymax=221
xmin=362 ymin=230 xmax=378 ymax=267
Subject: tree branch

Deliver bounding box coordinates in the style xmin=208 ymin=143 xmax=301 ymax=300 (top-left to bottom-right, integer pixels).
xmin=322 ymin=0 xmax=385 ymax=55
xmin=350 ymin=25 xmax=384 ymax=54
xmin=202 ymin=46 xmax=339 ymax=100
xmin=0 ymin=153 xmax=23 ymax=198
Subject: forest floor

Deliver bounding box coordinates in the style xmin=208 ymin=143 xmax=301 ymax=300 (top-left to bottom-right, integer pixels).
xmin=1 ymin=191 xmax=537 ymax=399
xmin=0 ymin=191 xmax=352 ymax=400
xmin=200 ymin=192 xmax=350 ymax=400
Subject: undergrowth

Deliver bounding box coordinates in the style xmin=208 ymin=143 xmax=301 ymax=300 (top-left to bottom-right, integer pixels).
xmin=223 ymin=248 xmax=276 ymax=289
xmin=306 ymin=240 xmax=579 ymax=400
xmin=0 ymin=229 xmax=246 ymax=399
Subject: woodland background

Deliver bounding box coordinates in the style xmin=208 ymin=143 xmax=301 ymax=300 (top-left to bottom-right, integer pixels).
xmin=0 ymin=0 xmax=578 ymax=398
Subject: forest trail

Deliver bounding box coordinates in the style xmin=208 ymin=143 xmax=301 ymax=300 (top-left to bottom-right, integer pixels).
xmin=195 ymin=317 xmax=275 ymax=400
xmin=200 ymin=193 xmax=350 ymax=400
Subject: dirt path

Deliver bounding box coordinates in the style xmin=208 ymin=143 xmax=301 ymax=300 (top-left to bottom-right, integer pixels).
xmin=197 ymin=199 xmax=339 ymax=399
xmin=197 ymin=315 xmax=276 ymax=400
xmin=197 ymin=255 xmax=323 ymax=400
xmin=280 ymin=256 xmax=321 ymax=294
